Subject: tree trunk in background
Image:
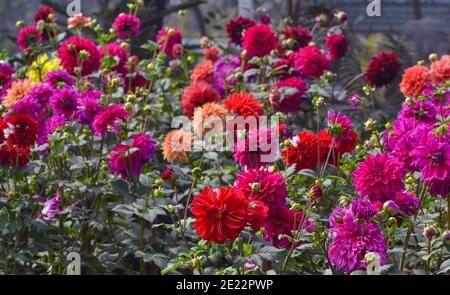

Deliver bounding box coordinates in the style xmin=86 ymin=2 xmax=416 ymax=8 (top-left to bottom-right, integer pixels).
xmin=238 ymin=0 xmax=254 ymax=19
xmin=412 ymin=0 xmax=422 ymax=19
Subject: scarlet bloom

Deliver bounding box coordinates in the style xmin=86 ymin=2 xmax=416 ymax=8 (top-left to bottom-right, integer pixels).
xmin=282 ymin=131 xmax=319 ymax=171
xmin=17 ymin=26 xmax=43 ymax=52
xmin=203 ymin=47 xmax=220 ymax=62
xmin=247 ymin=200 xmax=269 ymax=231
xmin=293 ymin=46 xmax=330 ymax=79
xmin=400 ymin=64 xmax=430 ymax=98
xmin=223 ymin=93 xmax=264 ymax=118
xmin=191 ymin=187 xmax=249 ymax=243
xmin=430 ymin=55 xmax=450 ymax=84
xmin=34 ymin=5 xmax=56 ymax=23
xmin=325 ymin=34 xmax=348 ymax=60
xmin=279 ymin=25 xmax=312 ymax=51
xmin=191 ymin=60 xmax=214 ymax=84
xmin=58 ymin=36 xmax=101 ymax=76
xmin=1 ymin=113 xmax=38 ymax=147
xmin=226 ymin=16 xmax=256 ymax=46
xmin=364 ymin=51 xmax=401 ymax=87
xmin=242 ymin=24 xmax=279 ymax=58
xmin=112 ymin=13 xmax=141 ymax=40
xmin=181 ymin=82 xmax=221 ymax=117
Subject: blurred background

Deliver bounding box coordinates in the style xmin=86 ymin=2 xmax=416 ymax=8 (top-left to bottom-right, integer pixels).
xmin=0 ymin=0 xmax=449 ymax=115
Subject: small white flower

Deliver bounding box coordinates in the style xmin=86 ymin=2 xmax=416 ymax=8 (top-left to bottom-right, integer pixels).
xmin=292 ymin=135 xmax=300 ymax=147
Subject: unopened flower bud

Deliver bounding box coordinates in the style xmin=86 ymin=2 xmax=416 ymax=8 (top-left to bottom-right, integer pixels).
xmin=308 ymin=184 xmax=323 ymax=202
xmin=79 ymin=50 xmax=90 ymax=61
xmin=338 ymin=195 xmax=351 ymax=207
xmin=16 ymin=20 xmax=25 ymax=28
xmin=429 ymin=53 xmax=438 ymax=63
xmin=290 ymin=203 xmax=301 ymax=212
xmin=192 ymin=167 xmax=202 ymax=178
xmin=364 ymin=252 xmax=380 ymax=265
xmin=383 ymin=200 xmax=399 ymax=216
xmin=423 ymin=226 xmax=436 ymax=242
xmin=442 ymin=231 xmax=450 ymax=244
xmin=249 ymin=182 xmax=261 ymax=193
xmin=364 ymin=118 xmax=376 ymax=131
xmin=161 ymin=167 xmax=176 ymax=182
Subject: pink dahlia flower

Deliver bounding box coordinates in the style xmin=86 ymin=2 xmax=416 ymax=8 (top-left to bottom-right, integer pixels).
xmin=92 ymin=104 xmax=130 ymax=136
xmin=156 ymin=26 xmax=182 ymax=57
xmin=113 ymin=13 xmax=141 ymax=40
xmin=242 ymin=24 xmax=279 ymax=58
xmin=352 ymin=153 xmax=405 ymax=202
xmin=293 ymin=45 xmax=330 ymax=79
xmin=411 ymin=136 xmax=450 ymax=181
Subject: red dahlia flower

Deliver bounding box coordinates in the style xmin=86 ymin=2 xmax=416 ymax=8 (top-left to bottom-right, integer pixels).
xmin=34 ymin=5 xmax=56 ymax=24
xmin=242 ymin=24 xmax=279 ymax=58
xmin=1 ymin=113 xmax=38 ymax=147
xmin=181 ymin=82 xmax=221 ymax=117
xmin=223 ymin=93 xmax=264 ymax=118
xmin=325 ymin=34 xmax=348 ymax=60
xmin=282 ymin=131 xmax=319 ymax=171
xmin=191 ymin=187 xmax=249 ymax=243
xmin=279 ymin=25 xmax=312 ymax=51
xmin=293 ymin=46 xmax=330 ymax=79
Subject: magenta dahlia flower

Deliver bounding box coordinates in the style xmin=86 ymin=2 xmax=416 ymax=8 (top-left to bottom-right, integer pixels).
xmin=49 ymin=87 xmax=80 ymax=118
xmin=234 ymin=128 xmax=276 ymax=169
xmin=328 ymin=204 xmax=388 ymax=274
xmin=352 ymin=153 xmax=405 ymax=202
xmin=92 ymin=104 xmax=130 ymax=136
xmin=156 ymin=26 xmax=182 ymax=57
xmin=27 ymin=84 xmax=53 ymax=106
xmin=242 ymin=24 xmax=279 ymax=58
xmin=113 ymin=13 xmax=141 ymax=40
xmin=293 ymin=45 xmax=330 ymax=79
xmin=398 ymin=100 xmax=438 ymax=125
xmin=37 ymin=115 xmax=67 ymax=146
xmin=327 ymin=111 xmax=357 ymax=154
xmin=213 ymin=55 xmax=240 ymax=95
xmin=44 ymin=70 xmax=74 ymax=89
xmin=58 ymin=36 xmax=101 ymax=76
xmin=75 ymin=90 xmax=102 ymax=125
xmin=17 ymin=25 xmax=43 ymax=52
xmin=394 ymin=191 xmax=419 ymax=216
xmin=411 ymin=136 xmax=450 ymax=181
xmin=102 ymin=42 xmax=128 ymax=74
xmin=235 ymin=169 xmax=288 ymax=211
xmin=109 ymin=144 xmax=143 ymax=179
xmin=264 ymin=207 xmax=315 ymax=249
xmin=130 ymin=133 xmax=157 ymax=163
xmin=12 ymin=96 xmax=42 ymax=118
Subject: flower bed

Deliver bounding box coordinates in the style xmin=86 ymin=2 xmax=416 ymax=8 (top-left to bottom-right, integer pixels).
xmin=0 ymin=2 xmax=449 ymax=275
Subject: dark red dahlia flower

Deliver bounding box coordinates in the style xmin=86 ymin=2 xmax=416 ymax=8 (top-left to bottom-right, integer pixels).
xmin=226 ymin=16 xmax=256 ymax=46
xmin=34 ymin=5 xmax=56 ymax=24
xmin=364 ymin=51 xmax=401 ymax=87
xmin=325 ymin=34 xmax=348 ymax=60
xmin=0 ymin=144 xmax=30 ymax=168
xmin=191 ymin=187 xmax=249 ymax=243
xmin=279 ymin=25 xmax=312 ymax=51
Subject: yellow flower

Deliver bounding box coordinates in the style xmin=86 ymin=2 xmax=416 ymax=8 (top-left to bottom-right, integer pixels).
xmin=27 ymin=54 xmax=62 ymax=82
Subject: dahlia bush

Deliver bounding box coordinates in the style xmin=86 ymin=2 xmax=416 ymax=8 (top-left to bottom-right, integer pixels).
xmin=0 ymin=2 xmax=449 ymax=276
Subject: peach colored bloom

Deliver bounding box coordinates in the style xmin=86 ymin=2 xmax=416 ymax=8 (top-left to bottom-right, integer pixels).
xmin=3 ymin=79 xmax=35 ymax=108
xmin=192 ymin=102 xmax=229 ymax=137
xmin=162 ymin=129 xmax=192 ymax=164
xmin=430 ymin=55 xmax=450 ymax=84
xmin=68 ymin=14 xmax=92 ymax=29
